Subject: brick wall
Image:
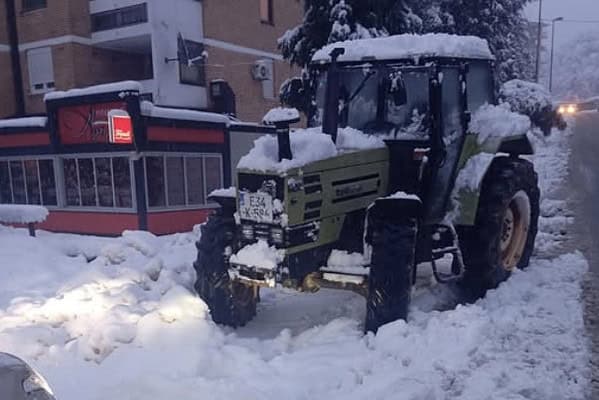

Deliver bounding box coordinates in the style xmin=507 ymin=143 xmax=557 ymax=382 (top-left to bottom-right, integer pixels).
xmin=0 ymin=0 xmax=9 ymax=44
xmin=16 ymin=0 xmax=91 ymax=43
xmin=0 ymin=52 xmax=16 ymax=117
xmin=203 ymin=0 xmax=302 ymax=53
xmin=205 ymin=45 xmax=299 ymax=122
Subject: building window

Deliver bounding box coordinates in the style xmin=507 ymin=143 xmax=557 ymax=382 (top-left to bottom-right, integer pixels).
xmin=145 ymin=154 xmax=222 ymax=209
xmin=27 ymin=47 xmax=54 ymax=94
xmin=179 ymin=40 xmax=206 ymax=86
xmin=260 ymin=0 xmax=274 ymax=24
xmin=22 ymin=0 xmax=46 ymax=11
xmin=62 ymin=156 xmax=133 ymax=209
xmin=0 ymin=159 xmax=57 ymax=206
xmin=91 ymin=3 xmax=148 ymax=32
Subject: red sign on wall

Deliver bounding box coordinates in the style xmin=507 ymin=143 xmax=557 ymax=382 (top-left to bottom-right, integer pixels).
xmin=108 ymin=112 xmax=133 ymax=144
xmin=57 ymin=101 xmax=128 ymax=145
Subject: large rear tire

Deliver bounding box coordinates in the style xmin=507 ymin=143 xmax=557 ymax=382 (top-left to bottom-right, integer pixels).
xmin=365 ymin=215 xmax=417 ymax=333
xmin=193 ymin=209 xmax=258 ymax=327
xmin=457 ymin=157 xmax=540 ymax=297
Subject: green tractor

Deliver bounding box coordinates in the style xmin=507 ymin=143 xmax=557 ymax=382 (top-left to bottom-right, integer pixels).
xmin=193 ymin=34 xmax=539 ymax=333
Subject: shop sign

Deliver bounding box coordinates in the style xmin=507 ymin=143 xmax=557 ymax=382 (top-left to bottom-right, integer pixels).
xmin=108 ymin=110 xmax=133 ymax=145
xmin=57 ymin=102 xmax=128 ymax=145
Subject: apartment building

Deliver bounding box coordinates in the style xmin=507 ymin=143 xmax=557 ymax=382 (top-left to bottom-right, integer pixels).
xmin=0 ymin=0 xmax=302 ymax=122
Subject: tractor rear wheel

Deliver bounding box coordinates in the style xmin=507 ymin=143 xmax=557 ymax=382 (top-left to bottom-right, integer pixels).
xmin=457 ymin=157 xmax=540 ymax=297
xmin=193 ymin=209 xmax=258 ymax=327
xmin=365 ymin=215 xmax=417 ymax=333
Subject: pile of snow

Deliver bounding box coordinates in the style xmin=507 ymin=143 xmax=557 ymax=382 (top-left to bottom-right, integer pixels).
xmin=499 ymin=79 xmax=553 ymax=116
xmin=0 ymin=116 xmax=47 ymax=129
xmin=0 ymin=205 xmax=48 ymax=224
xmin=385 ymin=191 xmax=421 ymax=201
xmin=454 ymin=153 xmax=495 ymax=192
xmin=229 ymin=239 xmax=284 ymax=271
xmin=469 ymin=103 xmax=531 ymax=144
xmin=44 ymin=81 xmax=142 ymax=101
xmin=262 ymin=107 xmax=300 ymax=125
xmin=140 ymin=101 xmax=230 ymax=125
xmin=321 ymin=250 xmax=368 ymax=276
xmin=209 ymin=187 xmax=236 ymax=198
xmin=237 ymin=127 xmax=384 ymax=172
xmin=312 ymin=33 xmax=492 ymax=63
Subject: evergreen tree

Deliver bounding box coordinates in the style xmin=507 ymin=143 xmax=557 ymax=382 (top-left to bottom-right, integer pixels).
xmin=279 ymin=0 xmax=535 ymax=84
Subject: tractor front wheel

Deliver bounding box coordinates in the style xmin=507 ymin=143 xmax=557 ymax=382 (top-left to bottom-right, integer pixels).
xmin=193 ymin=209 xmax=258 ymax=327
xmin=365 ymin=215 xmax=417 ymax=333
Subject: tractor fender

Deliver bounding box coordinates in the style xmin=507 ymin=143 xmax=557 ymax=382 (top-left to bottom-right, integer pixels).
xmin=208 ymin=188 xmax=237 ymax=212
xmin=451 ymin=132 xmax=534 ymax=226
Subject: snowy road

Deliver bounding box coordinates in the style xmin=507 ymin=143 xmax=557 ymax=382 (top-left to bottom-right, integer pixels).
xmin=568 ymin=111 xmax=599 ymax=399
xmin=0 ymin=126 xmax=591 ymax=399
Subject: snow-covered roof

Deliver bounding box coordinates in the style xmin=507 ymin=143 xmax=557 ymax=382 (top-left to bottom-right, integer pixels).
xmin=140 ymin=101 xmax=230 ymax=125
xmin=0 ymin=116 xmax=47 ymax=129
xmin=312 ymin=33 xmax=493 ymax=63
xmin=44 ymin=81 xmax=143 ymax=102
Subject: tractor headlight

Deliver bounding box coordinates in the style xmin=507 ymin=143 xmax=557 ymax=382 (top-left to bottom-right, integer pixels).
xmin=241 ymin=224 xmax=254 ymax=240
xmin=270 ymin=227 xmax=284 ymax=244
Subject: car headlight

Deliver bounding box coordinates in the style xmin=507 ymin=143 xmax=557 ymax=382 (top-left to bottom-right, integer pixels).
xmin=23 ymin=372 xmax=55 ymax=399
xmin=270 ymin=227 xmax=284 ymax=244
xmin=567 ymin=104 xmax=577 ymax=114
xmin=558 ymin=106 xmax=566 ymax=114
xmin=240 ymin=224 xmax=254 ymax=240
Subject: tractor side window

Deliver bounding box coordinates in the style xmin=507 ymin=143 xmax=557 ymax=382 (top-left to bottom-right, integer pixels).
xmin=385 ymin=69 xmax=430 ymax=140
xmin=467 ymin=62 xmax=494 ymax=111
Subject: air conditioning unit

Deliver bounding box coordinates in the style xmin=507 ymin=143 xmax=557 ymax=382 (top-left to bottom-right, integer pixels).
xmin=251 ymin=60 xmax=272 ymax=81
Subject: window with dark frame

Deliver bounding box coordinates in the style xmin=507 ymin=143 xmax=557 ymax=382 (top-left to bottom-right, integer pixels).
xmin=61 ymin=156 xmax=133 ymax=209
xmin=91 ymin=3 xmax=148 ymax=32
xmin=22 ymin=0 xmax=46 ymax=12
xmin=0 ymin=159 xmax=57 ymax=206
xmin=260 ymin=0 xmax=274 ymax=24
xmin=144 ymin=155 xmax=222 ymax=209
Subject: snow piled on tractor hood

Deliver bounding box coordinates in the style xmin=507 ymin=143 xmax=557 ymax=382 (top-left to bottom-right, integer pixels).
xmin=312 ymin=33 xmax=492 ymax=63
xmin=237 ymin=127 xmax=385 ymax=172
xmin=470 ymin=103 xmax=531 ymax=144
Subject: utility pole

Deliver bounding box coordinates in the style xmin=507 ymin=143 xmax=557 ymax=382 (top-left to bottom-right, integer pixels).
xmin=549 ymin=17 xmax=563 ymax=92
xmin=534 ymin=0 xmax=543 ymax=82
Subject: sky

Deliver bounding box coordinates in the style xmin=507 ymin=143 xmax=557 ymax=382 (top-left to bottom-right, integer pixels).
xmin=524 ymin=0 xmax=599 ymax=49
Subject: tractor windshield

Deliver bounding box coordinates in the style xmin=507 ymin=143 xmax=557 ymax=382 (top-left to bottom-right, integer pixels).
xmin=312 ymin=65 xmax=431 ymax=140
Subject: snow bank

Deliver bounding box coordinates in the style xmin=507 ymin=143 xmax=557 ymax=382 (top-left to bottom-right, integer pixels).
xmin=229 ymin=240 xmax=284 ymax=271
xmin=262 ymin=107 xmax=300 ymax=125
xmin=312 ymin=33 xmax=492 ymax=63
xmin=237 ymin=127 xmax=384 ymax=172
xmin=0 ymin=205 xmax=49 ymax=224
xmin=44 ymin=81 xmax=142 ymax=101
xmin=469 ymin=103 xmax=531 ymax=144
xmin=140 ymin=101 xmax=230 ymax=125
xmin=0 ymin=116 xmax=47 ymax=129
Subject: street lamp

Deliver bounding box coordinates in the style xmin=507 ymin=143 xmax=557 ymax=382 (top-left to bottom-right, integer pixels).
xmin=549 ymin=17 xmax=564 ymax=92
xmin=534 ymin=0 xmax=543 ymax=82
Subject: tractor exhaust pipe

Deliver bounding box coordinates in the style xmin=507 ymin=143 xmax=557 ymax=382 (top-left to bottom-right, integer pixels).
xmin=322 ymin=47 xmax=345 ymax=143
xmin=275 ymin=122 xmax=292 ymax=162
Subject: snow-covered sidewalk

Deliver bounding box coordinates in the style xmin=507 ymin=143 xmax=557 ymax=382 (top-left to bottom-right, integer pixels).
xmin=0 ymin=127 xmax=589 ymax=400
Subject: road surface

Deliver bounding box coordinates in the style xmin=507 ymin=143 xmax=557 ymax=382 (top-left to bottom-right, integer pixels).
xmin=569 ymin=111 xmax=599 ymax=398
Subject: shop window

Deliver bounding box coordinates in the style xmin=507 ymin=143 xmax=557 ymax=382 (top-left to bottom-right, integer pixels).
xmin=0 ymin=159 xmax=57 ymax=206
xmin=27 ymin=47 xmax=54 ymax=94
xmin=23 ymin=0 xmax=46 ymax=11
xmin=260 ymin=0 xmax=274 ymax=24
xmin=62 ymin=156 xmax=133 ymax=209
xmin=145 ymin=154 xmax=222 ymax=209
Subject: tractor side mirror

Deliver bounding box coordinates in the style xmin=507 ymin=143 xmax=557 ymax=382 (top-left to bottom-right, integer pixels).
xmin=279 ymin=77 xmax=307 ymax=114
xmin=388 ymin=72 xmax=408 ymax=106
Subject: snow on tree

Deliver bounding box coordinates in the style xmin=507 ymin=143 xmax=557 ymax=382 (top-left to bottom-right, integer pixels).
xmin=552 ymin=29 xmax=599 ymax=100
xmin=499 ymin=79 xmax=566 ymax=136
xmin=279 ymin=0 xmax=534 ymax=86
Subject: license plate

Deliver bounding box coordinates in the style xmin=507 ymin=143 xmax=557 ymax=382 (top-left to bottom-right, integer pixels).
xmin=239 ymin=192 xmax=274 ymax=223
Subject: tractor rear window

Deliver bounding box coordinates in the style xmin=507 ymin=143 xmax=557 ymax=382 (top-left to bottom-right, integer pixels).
xmin=385 ymin=69 xmax=430 ymax=140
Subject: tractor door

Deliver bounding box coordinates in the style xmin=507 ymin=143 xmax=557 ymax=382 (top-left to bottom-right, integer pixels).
xmin=425 ymin=66 xmax=467 ymax=223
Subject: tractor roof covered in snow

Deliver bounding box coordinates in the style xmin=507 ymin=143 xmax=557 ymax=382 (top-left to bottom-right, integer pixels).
xmin=311 ymin=33 xmax=493 ymax=64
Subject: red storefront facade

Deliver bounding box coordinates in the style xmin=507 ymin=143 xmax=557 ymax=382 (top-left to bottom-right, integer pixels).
xmin=0 ymin=82 xmax=271 ymax=235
